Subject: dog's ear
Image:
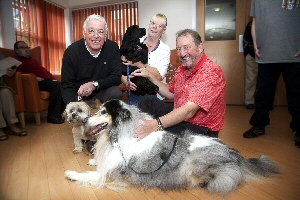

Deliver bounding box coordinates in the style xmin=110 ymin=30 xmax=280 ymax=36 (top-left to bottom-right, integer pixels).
xmin=114 ymin=109 xmax=131 ymax=128
xmin=121 ymin=109 xmax=131 ymax=121
xmin=62 ymin=110 xmax=69 ymax=123
xmin=91 ymin=99 xmax=101 ymax=109
xmin=90 ymin=99 xmax=102 ymax=115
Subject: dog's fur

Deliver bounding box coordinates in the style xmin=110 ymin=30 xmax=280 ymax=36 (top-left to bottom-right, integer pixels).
xmin=64 ymin=100 xmax=101 ymax=154
xmin=65 ymin=99 xmax=280 ymax=194
xmin=120 ymin=25 xmax=159 ymax=95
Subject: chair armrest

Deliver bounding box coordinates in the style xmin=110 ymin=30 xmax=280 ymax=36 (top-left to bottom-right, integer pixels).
xmin=21 ymin=73 xmax=42 ymax=112
xmin=2 ymin=72 xmax=25 ymax=112
xmin=118 ymin=83 xmax=126 ymax=92
xmin=3 ymin=72 xmax=22 ymax=93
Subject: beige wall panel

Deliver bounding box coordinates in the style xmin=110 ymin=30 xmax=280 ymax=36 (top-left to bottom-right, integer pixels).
xmin=197 ymin=0 xmax=246 ymax=105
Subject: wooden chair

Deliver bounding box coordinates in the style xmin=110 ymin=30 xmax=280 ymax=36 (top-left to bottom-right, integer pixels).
xmin=0 ymin=46 xmax=61 ymax=126
xmin=164 ymin=49 xmax=181 ymax=103
xmin=21 ymin=73 xmax=61 ymax=125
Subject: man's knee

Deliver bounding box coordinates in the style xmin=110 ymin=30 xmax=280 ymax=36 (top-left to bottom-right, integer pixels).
xmin=108 ymin=86 xmax=123 ymax=100
xmin=99 ymin=86 xmax=123 ymax=102
xmin=138 ymin=96 xmax=158 ymax=112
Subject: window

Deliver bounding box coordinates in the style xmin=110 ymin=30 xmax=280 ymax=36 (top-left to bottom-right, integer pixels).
xmin=72 ymin=2 xmax=138 ymax=46
xmin=205 ymin=0 xmax=236 ymax=41
xmin=13 ymin=0 xmax=66 ymax=74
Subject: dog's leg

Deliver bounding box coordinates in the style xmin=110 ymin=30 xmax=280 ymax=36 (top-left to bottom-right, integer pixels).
xmin=88 ymin=158 xmax=97 ymax=166
xmin=65 ymin=170 xmax=101 ymax=186
xmin=73 ymin=128 xmax=84 ymax=153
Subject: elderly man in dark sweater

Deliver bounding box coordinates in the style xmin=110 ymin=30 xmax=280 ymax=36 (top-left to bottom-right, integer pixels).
xmin=14 ymin=41 xmax=64 ymax=124
xmin=61 ymin=14 xmax=122 ymax=105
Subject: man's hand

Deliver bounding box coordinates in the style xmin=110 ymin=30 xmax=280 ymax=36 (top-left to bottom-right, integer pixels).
xmin=37 ymin=77 xmax=44 ymax=81
xmin=255 ymin=48 xmax=261 ymax=58
xmin=134 ymin=119 xmax=157 ymax=141
xmin=78 ymin=82 xmax=96 ymax=97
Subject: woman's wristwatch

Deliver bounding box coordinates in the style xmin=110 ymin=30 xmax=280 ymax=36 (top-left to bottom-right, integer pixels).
xmin=156 ymin=117 xmax=164 ymax=131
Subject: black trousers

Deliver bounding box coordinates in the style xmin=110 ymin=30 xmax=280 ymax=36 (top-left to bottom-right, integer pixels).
xmin=138 ymin=96 xmax=219 ymax=138
xmin=38 ymin=79 xmax=64 ymax=118
xmin=250 ymin=62 xmax=300 ymax=132
xmin=81 ymin=86 xmax=123 ymax=104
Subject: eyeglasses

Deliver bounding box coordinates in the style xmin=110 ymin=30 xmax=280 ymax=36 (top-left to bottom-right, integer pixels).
xmin=86 ymin=29 xmax=106 ymax=36
xmin=150 ymin=21 xmax=164 ymax=29
xmin=18 ymin=46 xmax=30 ymax=50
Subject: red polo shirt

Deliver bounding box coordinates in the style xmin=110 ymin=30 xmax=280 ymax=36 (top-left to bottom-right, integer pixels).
xmin=169 ymin=53 xmax=226 ymax=131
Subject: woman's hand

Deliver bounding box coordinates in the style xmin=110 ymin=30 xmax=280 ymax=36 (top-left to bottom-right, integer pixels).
xmin=121 ymin=75 xmax=137 ymax=91
xmin=6 ymin=68 xmax=16 ymax=77
xmin=131 ymin=68 xmax=151 ymax=79
xmin=122 ymin=56 xmax=146 ymax=69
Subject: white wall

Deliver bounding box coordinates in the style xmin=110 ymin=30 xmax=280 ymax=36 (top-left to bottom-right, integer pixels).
xmin=138 ymin=0 xmax=196 ymax=49
xmin=64 ymin=9 xmax=72 ymax=47
xmin=0 ymin=0 xmax=16 ymax=49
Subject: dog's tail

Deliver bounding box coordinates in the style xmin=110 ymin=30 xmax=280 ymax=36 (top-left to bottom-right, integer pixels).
xmin=242 ymin=155 xmax=281 ymax=181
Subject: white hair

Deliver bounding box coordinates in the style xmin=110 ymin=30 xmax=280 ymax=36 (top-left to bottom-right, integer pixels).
xmin=83 ymin=14 xmax=108 ymax=34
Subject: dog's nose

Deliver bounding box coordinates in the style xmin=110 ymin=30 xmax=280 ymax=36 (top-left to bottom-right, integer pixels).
xmin=72 ymin=113 xmax=77 ymax=118
xmin=82 ymin=117 xmax=89 ymax=124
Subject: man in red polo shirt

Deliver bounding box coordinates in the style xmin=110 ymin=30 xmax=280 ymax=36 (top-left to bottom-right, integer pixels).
xmin=14 ymin=41 xmax=64 ymax=124
xmin=132 ymin=29 xmax=226 ymax=139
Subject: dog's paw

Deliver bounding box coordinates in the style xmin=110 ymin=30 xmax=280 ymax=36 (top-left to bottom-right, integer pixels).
xmin=65 ymin=170 xmax=79 ymax=181
xmin=73 ymin=147 xmax=83 ymax=154
xmin=88 ymin=158 xmax=97 ymax=166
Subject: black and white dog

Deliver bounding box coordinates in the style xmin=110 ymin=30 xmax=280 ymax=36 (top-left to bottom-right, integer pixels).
xmin=120 ymin=25 xmax=159 ymax=96
xmin=65 ymin=99 xmax=280 ymax=194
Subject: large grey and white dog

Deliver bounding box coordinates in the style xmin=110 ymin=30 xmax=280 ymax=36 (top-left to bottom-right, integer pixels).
xmin=65 ymin=99 xmax=280 ymax=194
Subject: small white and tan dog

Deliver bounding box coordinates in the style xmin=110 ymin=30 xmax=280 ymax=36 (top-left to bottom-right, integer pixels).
xmin=64 ymin=100 xmax=101 ymax=154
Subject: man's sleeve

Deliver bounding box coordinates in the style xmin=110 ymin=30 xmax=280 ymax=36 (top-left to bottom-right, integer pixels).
xmin=61 ymin=50 xmax=77 ymax=105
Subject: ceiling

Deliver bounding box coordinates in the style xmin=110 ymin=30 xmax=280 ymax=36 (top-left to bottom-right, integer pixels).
xmin=49 ymin=0 xmax=128 ymax=9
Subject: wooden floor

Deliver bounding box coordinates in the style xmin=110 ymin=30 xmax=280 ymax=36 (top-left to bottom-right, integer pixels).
xmin=1 ymin=106 xmax=300 ymax=200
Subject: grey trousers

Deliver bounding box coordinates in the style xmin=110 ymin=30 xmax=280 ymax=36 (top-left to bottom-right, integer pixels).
xmin=0 ymin=87 xmax=19 ymax=128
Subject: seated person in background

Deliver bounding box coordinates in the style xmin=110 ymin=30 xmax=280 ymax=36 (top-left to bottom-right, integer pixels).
xmin=132 ymin=29 xmax=226 ymax=139
xmin=14 ymin=41 xmax=65 ymax=124
xmin=121 ymin=13 xmax=170 ymax=106
xmin=0 ymin=65 xmax=28 ymax=141
xmin=243 ymin=19 xmax=258 ymax=110
xmin=61 ymin=14 xmax=122 ymax=105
